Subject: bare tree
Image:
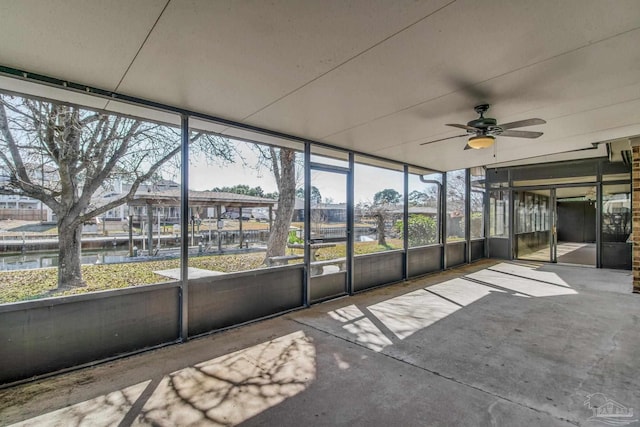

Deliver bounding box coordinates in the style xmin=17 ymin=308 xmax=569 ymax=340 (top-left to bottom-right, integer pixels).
xmin=0 ymin=93 xmax=233 ymax=288
xmin=264 ymin=147 xmax=297 ymax=260
xmin=362 ymin=188 xmax=401 ymax=247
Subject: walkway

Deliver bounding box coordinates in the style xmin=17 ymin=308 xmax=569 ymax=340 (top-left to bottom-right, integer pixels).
xmin=0 ymin=260 xmax=637 ymax=426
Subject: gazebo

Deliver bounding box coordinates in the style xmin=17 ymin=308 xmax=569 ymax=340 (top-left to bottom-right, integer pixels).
xmin=127 ymin=189 xmax=277 ymax=255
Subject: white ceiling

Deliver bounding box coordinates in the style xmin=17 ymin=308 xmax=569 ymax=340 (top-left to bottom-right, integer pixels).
xmin=1 ymin=0 xmax=639 ymax=171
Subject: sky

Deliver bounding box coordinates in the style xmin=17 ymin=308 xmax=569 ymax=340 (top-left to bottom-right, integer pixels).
xmin=186 ymin=143 xmax=415 ymax=204
xmin=0 ymin=91 xmax=449 ymax=207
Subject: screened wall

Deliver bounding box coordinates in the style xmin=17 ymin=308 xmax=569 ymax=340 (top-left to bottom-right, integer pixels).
xmin=407 ymin=171 xmax=441 ymax=247
xmin=486 ymin=158 xmax=631 ymax=267
xmin=0 ymin=87 xmax=487 ymax=385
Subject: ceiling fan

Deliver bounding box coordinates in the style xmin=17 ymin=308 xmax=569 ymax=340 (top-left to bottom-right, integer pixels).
xmin=420 ymin=104 xmax=546 ymax=150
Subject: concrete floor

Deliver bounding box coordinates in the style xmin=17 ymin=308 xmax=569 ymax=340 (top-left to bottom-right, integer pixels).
xmin=1 ymin=260 xmax=638 ymax=427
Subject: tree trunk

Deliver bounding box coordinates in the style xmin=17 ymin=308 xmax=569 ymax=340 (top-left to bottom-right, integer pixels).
xmin=376 ymin=213 xmax=387 ymax=246
xmin=265 ymin=149 xmax=297 ymax=260
xmin=57 ymin=220 xmax=85 ymax=288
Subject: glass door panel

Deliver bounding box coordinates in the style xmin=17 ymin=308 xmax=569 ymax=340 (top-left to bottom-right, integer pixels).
xmin=308 ymin=168 xmax=349 ymax=302
xmin=514 ymin=189 xmax=552 ymax=261
xmin=554 ymin=186 xmax=597 ymax=266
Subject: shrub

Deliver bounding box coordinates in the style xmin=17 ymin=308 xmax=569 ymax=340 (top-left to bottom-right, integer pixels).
xmin=288 ymin=230 xmax=303 ymax=244
xmin=395 ymin=215 xmax=437 ymax=246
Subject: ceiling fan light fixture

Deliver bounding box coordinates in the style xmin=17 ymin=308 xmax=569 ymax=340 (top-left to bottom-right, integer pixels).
xmin=468 ymin=135 xmax=495 ymax=149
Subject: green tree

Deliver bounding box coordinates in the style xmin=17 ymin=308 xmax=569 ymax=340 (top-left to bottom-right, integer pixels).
xmin=395 ymin=215 xmax=437 ymax=246
xmin=211 ymin=184 xmax=278 ymax=199
xmin=296 ymin=186 xmax=322 ymax=204
xmin=408 ymin=190 xmax=427 ymax=206
xmin=373 ymin=188 xmax=401 ymax=205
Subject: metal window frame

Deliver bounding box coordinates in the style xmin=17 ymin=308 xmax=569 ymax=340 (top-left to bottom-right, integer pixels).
xmin=180 ymin=115 xmax=189 ymax=341
xmin=306 ymin=154 xmax=354 ymax=304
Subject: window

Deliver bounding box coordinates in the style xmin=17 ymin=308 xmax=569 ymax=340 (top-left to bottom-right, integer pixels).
xmin=489 ymin=190 xmax=509 ymax=238
xmin=354 ymin=158 xmax=404 ymax=253
xmin=406 ymin=172 xmax=440 ymax=247
xmin=470 ymin=167 xmax=485 ymax=239
xmin=0 ymin=90 xmax=180 ymax=302
xmin=602 ymin=185 xmax=631 ymax=243
xmin=446 ymin=169 xmax=466 ymax=241
xmin=189 ymin=119 xmax=303 ymax=273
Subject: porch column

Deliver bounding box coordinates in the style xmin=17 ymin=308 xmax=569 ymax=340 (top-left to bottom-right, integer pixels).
xmin=147 ymin=204 xmax=154 ymax=256
xmin=217 ymin=205 xmax=222 ymax=252
xmin=239 ymin=207 xmax=244 ymax=248
xmin=631 ymin=139 xmax=640 ymax=293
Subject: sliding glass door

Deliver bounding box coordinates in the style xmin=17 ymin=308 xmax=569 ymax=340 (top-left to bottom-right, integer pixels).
xmin=514 ymin=189 xmax=553 ymax=262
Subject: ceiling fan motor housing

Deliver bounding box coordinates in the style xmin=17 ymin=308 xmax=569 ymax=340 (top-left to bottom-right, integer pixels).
xmin=467 ymin=116 xmax=497 ymax=130
xmin=468 ymin=104 xmax=501 ymax=134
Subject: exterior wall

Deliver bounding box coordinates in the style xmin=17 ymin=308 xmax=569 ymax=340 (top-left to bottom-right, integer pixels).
xmin=353 ymin=250 xmax=404 ymax=292
xmin=0 ymin=267 xmax=307 ymax=386
xmin=470 ymin=239 xmax=485 ymax=261
xmin=407 ymin=245 xmax=442 ymax=277
xmin=488 ymin=238 xmax=510 ymax=259
xmin=632 ymin=144 xmax=640 ymax=293
xmin=310 ymin=272 xmax=347 ymax=303
xmin=0 ymin=283 xmax=181 ymax=385
xmin=446 ymin=241 xmax=466 ymax=267
xmin=188 ymin=266 xmax=304 ymax=336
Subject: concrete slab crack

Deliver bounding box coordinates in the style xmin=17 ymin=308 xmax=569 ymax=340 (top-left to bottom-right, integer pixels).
xmin=574 ymin=327 xmax=623 ymax=395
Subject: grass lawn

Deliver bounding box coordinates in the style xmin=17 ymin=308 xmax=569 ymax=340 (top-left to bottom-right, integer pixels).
xmin=284 ymin=238 xmax=403 ymax=259
xmin=0 ymin=252 xmax=266 ymax=304
xmin=315 ymin=239 xmax=403 ymax=259
xmin=0 ymin=238 xmax=405 ymax=304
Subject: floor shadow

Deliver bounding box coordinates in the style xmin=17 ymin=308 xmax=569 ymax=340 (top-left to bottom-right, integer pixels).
xmin=132 ymin=331 xmax=316 ymax=426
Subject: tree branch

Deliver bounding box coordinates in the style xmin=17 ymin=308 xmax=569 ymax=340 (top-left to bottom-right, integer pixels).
xmin=269 ymin=147 xmax=281 ymax=191
xmin=79 ymin=143 xmax=181 ymax=222
xmin=0 ymin=102 xmax=36 ymax=192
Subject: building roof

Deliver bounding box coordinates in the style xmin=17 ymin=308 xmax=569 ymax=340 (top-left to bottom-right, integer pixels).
xmin=128 ymin=189 xmax=277 ymax=208
xmin=387 ymin=206 xmax=438 ymax=215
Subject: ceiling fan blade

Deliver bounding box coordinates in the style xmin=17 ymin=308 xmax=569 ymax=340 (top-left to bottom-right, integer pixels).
xmin=420 ymin=134 xmax=468 ymax=146
xmin=500 ymin=130 xmax=543 ymax=138
xmin=498 ymin=118 xmax=546 ymax=130
xmin=446 ymin=123 xmax=480 ymax=132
